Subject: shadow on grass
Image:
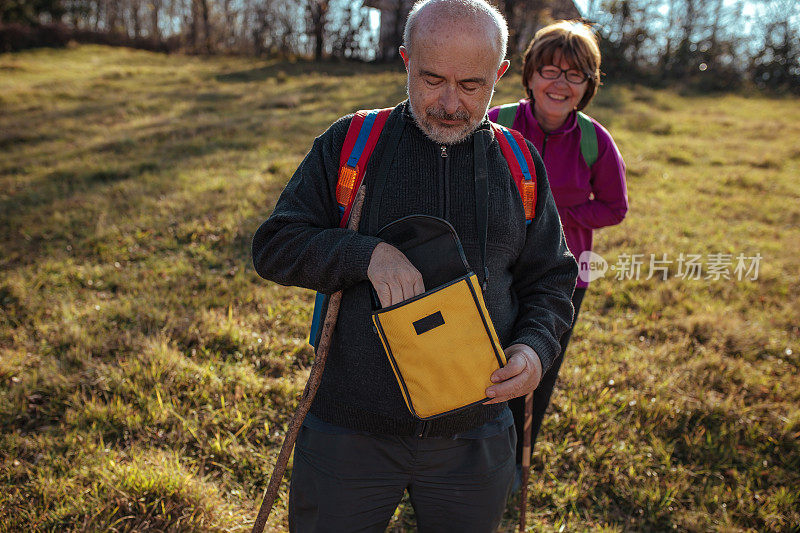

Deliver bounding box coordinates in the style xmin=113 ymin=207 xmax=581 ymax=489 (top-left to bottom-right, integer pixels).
xmin=215 ymin=59 xmax=403 ymax=84
xmin=1 ymin=97 xmax=267 ymax=221
xmin=666 ymin=404 xmax=799 ymax=470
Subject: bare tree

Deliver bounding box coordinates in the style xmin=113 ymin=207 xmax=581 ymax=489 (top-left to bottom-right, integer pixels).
xmin=131 ymin=0 xmax=142 ymax=38
xmin=198 ymin=0 xmax=212 ymax=52
xmin=750 ymin=0 xmax=800 ymax=92
xmin=306 ymin=0 xmax=329 ymax=60
xmin=9 ymin=0 xmax=797 ymax=95
xmin=151 ymin=0 xmax=162 ymax=40
xmin=328 ymin=0 xmax=374 ymax=59
xmin=105 ymin=0 xmax=120 ymax=32
xmin=221 ymin=0 xmax=235 ymax=49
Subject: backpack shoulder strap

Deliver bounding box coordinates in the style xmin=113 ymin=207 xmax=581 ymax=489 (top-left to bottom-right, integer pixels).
xmin=495 ymin=102 xmax=519 ymax=129
xmin=576 ymin=111 xmax=598 ymax=168
xmin=311 ymin=107 xmax=392 ymax=349
xmin=491 ymin=123 xmax=537 ymax=224
xmin=336 ymin=108 xmax=393 ymax=227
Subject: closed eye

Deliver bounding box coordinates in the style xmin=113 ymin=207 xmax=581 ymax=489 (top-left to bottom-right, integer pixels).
xmin=423 ymin=75 xmax=444 ymax=86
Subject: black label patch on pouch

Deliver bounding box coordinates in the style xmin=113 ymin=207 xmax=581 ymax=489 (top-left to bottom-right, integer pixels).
xmin=413 ymin=311 xmax=445 ymax=335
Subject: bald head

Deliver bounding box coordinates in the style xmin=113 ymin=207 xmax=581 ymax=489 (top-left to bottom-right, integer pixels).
xmin=403 ymin=0 xmax=508 ymax=69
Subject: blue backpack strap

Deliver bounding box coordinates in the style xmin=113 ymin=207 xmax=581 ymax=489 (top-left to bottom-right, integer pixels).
xmin=308 ymin=291 xmax=328 ymax=349
xmin=577 ymin=111 xmax=598 ymax=168
xmin=336 ymin=108 xmax=393 ymax=223
xmin=491 ymin=123 xmax=537 ymax=225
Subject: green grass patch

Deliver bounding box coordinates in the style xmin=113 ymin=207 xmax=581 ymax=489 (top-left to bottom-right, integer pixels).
xmin=1 ymin=45 xmax=798 ymax=532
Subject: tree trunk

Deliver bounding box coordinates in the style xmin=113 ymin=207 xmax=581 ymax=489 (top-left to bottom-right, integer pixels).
xmin=223 ymin=0 xmax=234 ymax=49
xmin=151 ymin=0 xmax=161 ymax=40
xmin=189 ymin=0 xmax=199 ymax=51
xmin=503 ymin=0 xmax=520 ymax=57
xmin=199 ymin=0 xmax=212 ymax=52
xmin=106 ymin=0 xmax=119 ymax=33
xmin=307 ymin=0 xmax=329 ymax=61
xmin=132 ymin=0 xmax=142 ymax=38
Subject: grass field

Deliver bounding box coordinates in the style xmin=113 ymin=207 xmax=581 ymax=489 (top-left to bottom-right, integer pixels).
xmin=1 ymin=44 xmax=799 ymax=532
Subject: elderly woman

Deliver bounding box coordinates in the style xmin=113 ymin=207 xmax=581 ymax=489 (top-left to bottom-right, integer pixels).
xmin=489 ymin=20 xmax=628 ymax=474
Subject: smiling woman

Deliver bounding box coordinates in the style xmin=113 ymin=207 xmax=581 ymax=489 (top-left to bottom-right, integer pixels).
xmin=488 ymin=20 xmax=629 ymax=483
xmin=528 ymin=57 xmax=591 ymax=131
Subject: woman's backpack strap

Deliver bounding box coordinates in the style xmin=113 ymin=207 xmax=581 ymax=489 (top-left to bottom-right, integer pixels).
xmin=576 ymin=111 xmax=598 ymax=168
xmin=495 ymin=102 xmax=519 ymax=129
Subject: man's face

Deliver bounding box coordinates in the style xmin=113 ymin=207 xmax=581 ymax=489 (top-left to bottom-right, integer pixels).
xmin=402 ymin=24 xmax=509 ymax=145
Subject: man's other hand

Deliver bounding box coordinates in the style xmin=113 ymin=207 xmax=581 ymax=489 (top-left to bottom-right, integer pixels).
xmin=367 ymin=242 xmax=425 ymax=308
xmin=484 ymin=344 xmax=543 ymax=404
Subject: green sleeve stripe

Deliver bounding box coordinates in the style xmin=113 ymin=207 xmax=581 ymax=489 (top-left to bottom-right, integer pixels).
xmin=495 ymin=103 xmax=519 ymax=128
xmin=577 ymin=111 xmax=598 ymax=168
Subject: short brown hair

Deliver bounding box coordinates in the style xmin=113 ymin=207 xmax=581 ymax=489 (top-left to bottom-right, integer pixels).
xmin=521 ymin=21 xmax=602 ymax=111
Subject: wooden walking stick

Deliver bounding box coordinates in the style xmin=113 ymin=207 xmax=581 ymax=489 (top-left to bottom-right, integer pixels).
xmin=519 ymin=390 xmax=534 ymax=533
xmin=251 ymin=184 xmax=367 ymax=533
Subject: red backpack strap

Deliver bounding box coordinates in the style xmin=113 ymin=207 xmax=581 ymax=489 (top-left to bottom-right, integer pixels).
xmin=336 ymin=108 xmax=393 ymax=228
xmin=491 ymin=123 xmax=537 ymax=224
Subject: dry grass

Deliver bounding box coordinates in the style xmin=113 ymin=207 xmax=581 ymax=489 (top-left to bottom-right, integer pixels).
xmin=1 ymin=45 xmax=798 ymax=532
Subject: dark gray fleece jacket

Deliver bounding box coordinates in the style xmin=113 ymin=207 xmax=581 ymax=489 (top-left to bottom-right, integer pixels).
xmin=252 ymin=101 xmax=577 ymax=437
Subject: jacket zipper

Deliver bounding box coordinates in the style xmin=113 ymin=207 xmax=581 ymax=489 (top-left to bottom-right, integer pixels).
xmin=417 ymin=420 xmax=428 ymax=437
xmin=439 ymin=145 xmax=449 ymax=219
xmin=541 ymin=134 xmax=548 ymax=161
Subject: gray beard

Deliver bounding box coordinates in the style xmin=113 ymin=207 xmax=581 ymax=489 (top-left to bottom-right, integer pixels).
xmin=409 ymin=101 xmax=474 ymax=145
xmin=407 ymin=84 xmax=492 ymax=145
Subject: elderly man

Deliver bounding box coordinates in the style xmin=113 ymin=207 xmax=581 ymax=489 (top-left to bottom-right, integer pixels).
xmin=252 ymin=0 xmax=577 ymax=530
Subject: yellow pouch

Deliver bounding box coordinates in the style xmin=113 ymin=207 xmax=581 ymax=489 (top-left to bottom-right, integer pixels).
xmin=370 ymin=215 xmax=507 ymax=420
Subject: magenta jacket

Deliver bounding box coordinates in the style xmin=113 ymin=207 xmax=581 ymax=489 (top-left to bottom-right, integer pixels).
xmin=489 ymin=99 xmax=628 ymax=288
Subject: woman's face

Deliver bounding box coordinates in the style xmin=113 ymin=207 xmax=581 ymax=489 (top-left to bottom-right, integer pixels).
xmin=527 ymin=50 xmax=588 ymax=123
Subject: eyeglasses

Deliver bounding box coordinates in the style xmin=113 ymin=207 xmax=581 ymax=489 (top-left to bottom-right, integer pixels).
xmin=537 ymin=65 xmax=590 ymax=84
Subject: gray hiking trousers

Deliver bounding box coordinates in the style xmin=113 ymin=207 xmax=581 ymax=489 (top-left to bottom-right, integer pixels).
xmin=288 ymin=423 xmax=516 ymax=532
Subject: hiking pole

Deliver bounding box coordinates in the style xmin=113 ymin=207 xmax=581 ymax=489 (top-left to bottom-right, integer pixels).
xmin=251 ymin=183 xmax=368 ymax=533
xmin=519 ymin=390 xmax=534 ymax=533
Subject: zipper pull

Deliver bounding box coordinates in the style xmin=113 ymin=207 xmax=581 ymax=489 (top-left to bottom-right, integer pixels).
xmin=440 ymin=145 xmax=448 ymax=158
xmin=541 ymin=134 xmax=548 ymax=160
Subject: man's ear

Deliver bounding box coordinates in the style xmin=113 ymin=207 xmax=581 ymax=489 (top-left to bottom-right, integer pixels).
xmin=496 ymin=60 xmax=510 ymax=81
xmin=399 ymin=46 xmax=410 ymax=71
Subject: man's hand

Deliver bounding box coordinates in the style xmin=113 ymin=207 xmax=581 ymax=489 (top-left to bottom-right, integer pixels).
xmin=484 ymin=344 xmax=543 ymax=404
xmin=367 ymin=242 xmax=425 ymax=307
